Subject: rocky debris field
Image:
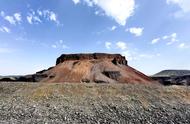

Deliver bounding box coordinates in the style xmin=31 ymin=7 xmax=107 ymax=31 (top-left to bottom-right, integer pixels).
xmin=0 ymin=82 xmax=190 ymax=124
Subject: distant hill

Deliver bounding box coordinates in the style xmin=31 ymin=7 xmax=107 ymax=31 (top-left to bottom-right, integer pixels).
xmin=152 ymin=70 xmax=190 ymax=85
xmin=153 ymin=70 xmax=190 ymax=77
xmin=0 ymin=75 xmax=21 ymax=82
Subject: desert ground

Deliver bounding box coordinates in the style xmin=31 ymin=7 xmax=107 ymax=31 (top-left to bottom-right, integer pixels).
xmin=0 ymin=82 xmax=190 ymax=124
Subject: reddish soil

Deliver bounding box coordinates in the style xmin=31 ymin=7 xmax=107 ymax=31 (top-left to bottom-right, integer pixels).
xmin=39 ymin=53 xmax=153 ymax=84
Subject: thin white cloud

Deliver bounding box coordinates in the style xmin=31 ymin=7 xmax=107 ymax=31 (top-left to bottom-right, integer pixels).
xmin=105 ymin=42 xmax=112 ymax=49
xmin=179 ymin=43 xmax=185 ymax=48
xmin=94 ymin=10 xmax=105 ymax=16
xmin=43 ymin=10 xmax=60 ymax=24
xmin=62 ymin=44 xmax=69 ymax=49
xmin=5 ymin=16 xmax=16 ymax=25
xmin=103 ymin=41 xmax=133 ymax=61
xmin=84 ymin=0 xmax=93 ymax=7
xmin=51 ymin=45 xmax=57 ymax=49
xmin=151 ymin=38 xmax=160 ymax=44
xmin=95 ymin=11 xmax=99 ymax=15
xmin=2 ymin=12 xmax=22 ymax=25
xmin=26 ymin=14 xmax=33 ymax=24
xmin=162 ymin=33 xmax=177 ymax=41
xmin=104 ymin=41 xmax=127 ymax=50
xmin=37 ymin=10 xmax=43 ymax=16
xmin=74 ymin=0 xmax=135 ymax=26
xmin=27 ymin=10 xmax=42 ymax=24
xmin=178 ymin=43 xmax=189 ymax=49
xmin=127 ymin=27 xmax=144 ymax=37
xmin=116 ymin=41 xmax=127 ymax=50
xmin=166 ymin=33 xmax=178 ymax=45
xmin=72 ymin=0 xmax=80 ymax=4
xmin=139 ymin=53 xmax=161 ymax=59
xmin=103 ymin=41 xmax=159 ymax=61
xmin=167 ymin=0 xmax=190 ymax=12
xmin=110 ymin=26 xmax=117 ymax=31
xmin=26 ymin=9 xmax=60 ymax=25
xmin=49 ymin=11 xmax=58 ymax=23
xmin=42 ymin=10 xmax=49 ymax=16
xmin=0 ymin=11 xmax=5 ymax=17
xmin=121 ymin=50 xmax=134 ymax=61
xmin=166 ymin=0 xmax=190 ymax=18
xmin=151 ymin=33 xmax=178 ymax=45
xmin=162 ymin=35 xmax=169 ymax=40
xmin=124 ymin=51 xmax=161 ymax=61
xmin=33 ymin=16 xmax=42 ymax=23
xmin=1 ymin=10 xmax=60 ymax=26
xmin=59 ymin=40 xmax=63 ymax=44
xmin=0 ymin=26 xmax=10 ymax=33
xmin=122 ymin=50 xmax=160 ymax=61
xmin=14 ymin=13 xmax=22 ymax=23
xmin=52 ymin=40 xmax=69 ymax=49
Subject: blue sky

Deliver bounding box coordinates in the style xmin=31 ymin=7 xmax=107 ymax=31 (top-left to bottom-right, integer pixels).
xmin=0 ymin=0 xmax=190 ymax=75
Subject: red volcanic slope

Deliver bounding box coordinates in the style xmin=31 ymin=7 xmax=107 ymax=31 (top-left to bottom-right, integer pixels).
xmin=39 ymin=53 xmax=153 ymax=83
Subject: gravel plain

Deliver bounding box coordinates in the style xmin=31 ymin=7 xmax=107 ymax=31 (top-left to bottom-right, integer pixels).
xmin=0 ymin=82 xmax=190 ymax=124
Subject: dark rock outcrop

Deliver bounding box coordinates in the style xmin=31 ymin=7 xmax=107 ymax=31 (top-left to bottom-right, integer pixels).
xmin=0 ymin=74 xmax=48 ymax=82
xmin=152 ymin=70 xmax=190 ymax=85
xmin=17 ymin=74 xmax=48 ymax=82
xmin=0 ymin=76 xmax=19 ymax=82
xmin=0 ymin=77 xmax=16 ymax=82
xmin=102 ymin=71 xmax=121 ymax=81
xmin=56 ymin=53 xmax=128 ymax=65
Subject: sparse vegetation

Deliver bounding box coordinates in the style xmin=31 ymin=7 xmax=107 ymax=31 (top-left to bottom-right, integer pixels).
xmin=0 ymin=82 xmax=190 ymax=123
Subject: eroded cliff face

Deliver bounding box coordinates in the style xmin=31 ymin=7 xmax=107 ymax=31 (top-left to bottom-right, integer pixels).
xmin=56 ymin=53 xmax=128 ymax=66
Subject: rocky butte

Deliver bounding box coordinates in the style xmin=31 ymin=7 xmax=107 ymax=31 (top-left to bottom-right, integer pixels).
xmin=34 ymin=53 xmax=153 ymax=83
xmin=0 ymin=53 xmax=154 ymax=83
xmin=56 ymin=53 xmax=128 ymax=65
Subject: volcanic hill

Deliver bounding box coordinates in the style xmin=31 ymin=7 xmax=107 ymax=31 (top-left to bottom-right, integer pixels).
xmin=31 ymin=53 xmax=152 ymax=83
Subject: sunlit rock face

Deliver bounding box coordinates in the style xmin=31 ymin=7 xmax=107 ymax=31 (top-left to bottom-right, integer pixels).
xmin=40 ymin=53 xmax=153 ymax=84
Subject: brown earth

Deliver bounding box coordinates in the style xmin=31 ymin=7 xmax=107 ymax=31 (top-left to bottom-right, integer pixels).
xmin=38 ymin=53 xmax=153 ymax=83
